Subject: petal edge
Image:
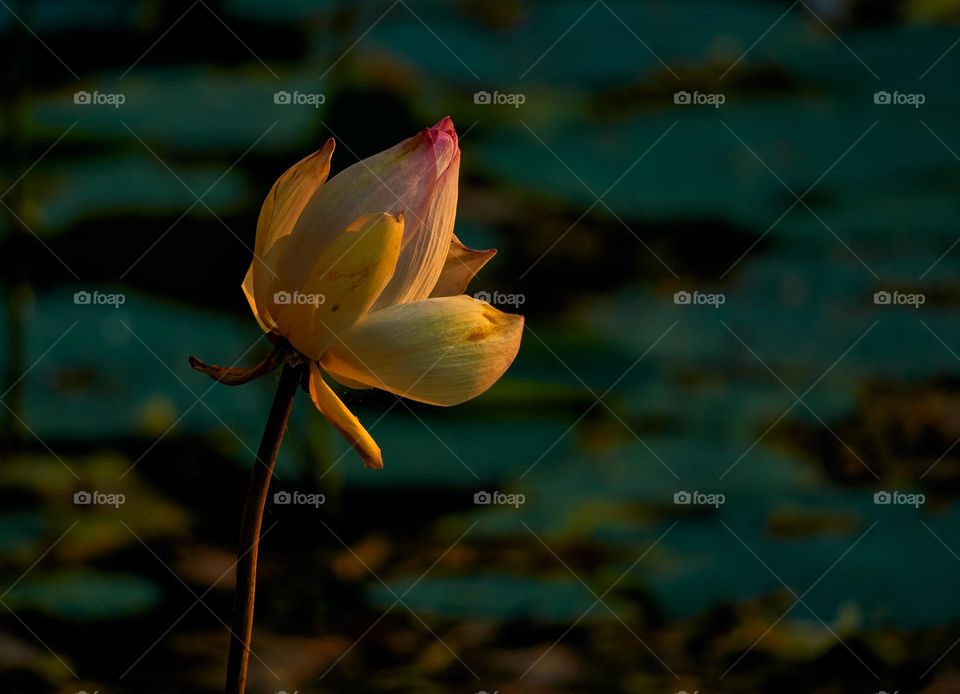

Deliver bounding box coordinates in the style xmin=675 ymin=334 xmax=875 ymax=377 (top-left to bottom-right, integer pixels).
xmin=308 ymin=362 xmax=383 ymax=469
xmin=321 ymin=295 xmax=523 ymax=406
xmin=429 ymin=235 xmax=497 ymax=298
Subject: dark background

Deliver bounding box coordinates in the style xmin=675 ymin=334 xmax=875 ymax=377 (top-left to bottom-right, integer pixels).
xmin=2 ymin=0 xmax=960 ymax=691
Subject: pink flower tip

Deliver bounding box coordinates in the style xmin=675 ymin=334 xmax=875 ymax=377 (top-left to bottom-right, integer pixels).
xmin=427 ymin=116 xmax=457 ymax=145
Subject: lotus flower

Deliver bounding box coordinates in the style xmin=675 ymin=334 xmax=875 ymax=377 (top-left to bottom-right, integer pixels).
xmin=239 ymin=117 xmax=523 ymax=469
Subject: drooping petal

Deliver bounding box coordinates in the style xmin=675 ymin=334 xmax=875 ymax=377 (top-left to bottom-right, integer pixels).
xmin=283 ymin=118 xmax=459 ymax=311
xmin=308 ymin=362 xmax=383 ymax=469
xmin=320 ymin=295 xmax=524 ymax=406
xmin=244 ymin=140 xmax=335 ymax=331
xmin=270 ymin=212 xmax=404 ymax=360
xmin=429 ymin=235 xmax=497 ymax=297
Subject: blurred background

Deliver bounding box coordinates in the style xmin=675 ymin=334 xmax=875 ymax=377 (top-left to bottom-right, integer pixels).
xmin=2 ymin=0 xmax=960 ymax=691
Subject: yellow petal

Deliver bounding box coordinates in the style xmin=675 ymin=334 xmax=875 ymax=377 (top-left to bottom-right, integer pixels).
xmin=325 ymin=369 xmax=372 ymax=391
xmin=429 ymin=235 xmax=496 ymax=297
xmin=255 ymin=139 xmax=335 ymax=257
xmin=245 ymin=140 xmax=335 ymax=330
xmin=241 ymin=265 xmax=271 ymax=332
xmin=270 ymin=212 xmax=404 ymax=360
xmin=308 ymin=362 xmax=383 ymax=469
xmin=250 ymin=234 xmax=292 ymax=331
xmin=320 ymin=295 xmax=523 ymax=406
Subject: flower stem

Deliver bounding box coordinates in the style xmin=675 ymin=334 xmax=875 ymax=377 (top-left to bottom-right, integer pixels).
xmin=225 ymin=361 xmax=302 ymax=694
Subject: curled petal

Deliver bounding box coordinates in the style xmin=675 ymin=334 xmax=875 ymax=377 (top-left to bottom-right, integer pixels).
xmin=285 ymin=118 xmax=460 ymax=310
xmin=308 ymin=362 xmax=383 ymax=469
xmin=188 ymin=341 xmax=285 ymax=386
xmin=270 ymin=212 xmax=404 ymax=360
xmin=320 ymin=295 xmax=524 ymax=406
xmin=429 ymin=235 xmax=497 ymax=297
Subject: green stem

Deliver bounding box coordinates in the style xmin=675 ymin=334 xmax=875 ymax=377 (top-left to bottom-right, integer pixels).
xmin=224 ymin=361 xmax=302 ymax=694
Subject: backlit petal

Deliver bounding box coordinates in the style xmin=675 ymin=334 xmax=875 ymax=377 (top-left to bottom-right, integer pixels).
xmin=242 ymin=264 xmax=271 ymax=332
xmin=255 ymin=139 xmax=335 ymax=257
xmin=250 ymin=235 xmax=291 ymax=332
xmin=429 ymin=235 xmax=497 ymax=297
xmin=320 ymin=295 xmax=523 ymax=406
xmin=372 ymin=131 xmax=458 ymax=309
xmin=285 ymin=118 xmax=459 ymax=309
xmin=308 ymin=362 xmax=383 ymax=469
xmin=244 ymin=140 xmax=335 ymax=331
